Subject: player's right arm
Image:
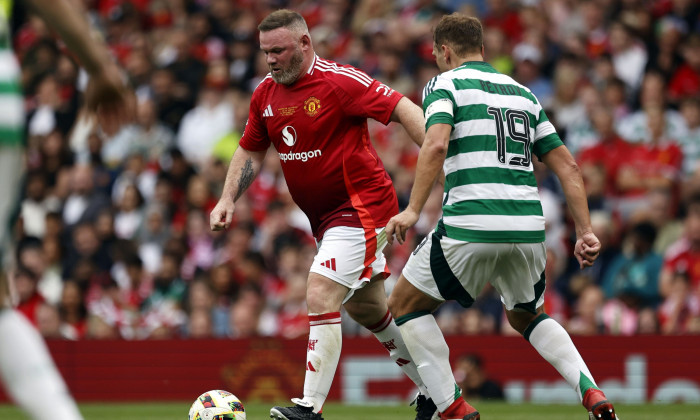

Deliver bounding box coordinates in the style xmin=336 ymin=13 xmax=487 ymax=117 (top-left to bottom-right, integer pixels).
xmin=386 ymin=77 xmax=455 ymax=245
xmin=540 ymin=145 xmax=601 ymax=268
xmin=210 ymin=86 xmax=270 ymax=231
xmin=386 ymin=122 xmax=452 ymax=245
xmin=390 ymin=97 xmax=425 ymax=147
xmin=210 ymin=146 xmax=266 ymax=231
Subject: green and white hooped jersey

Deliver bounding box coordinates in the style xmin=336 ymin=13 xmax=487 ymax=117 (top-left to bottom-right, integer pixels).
xmin=422 ymin=61 xmax=563 ymax=243
xmin=0 ymin=0 xmax=24 ymax=147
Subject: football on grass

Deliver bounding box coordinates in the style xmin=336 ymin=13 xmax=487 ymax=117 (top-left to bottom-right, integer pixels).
xmin=188 ymin=390 xmax=246 ymax=420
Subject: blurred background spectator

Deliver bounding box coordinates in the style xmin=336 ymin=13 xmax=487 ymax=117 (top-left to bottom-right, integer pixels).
xmin=5 ymin=0 xmax=700 ymax=341
xmin=454 ymin=353 xmax=505 ymax=401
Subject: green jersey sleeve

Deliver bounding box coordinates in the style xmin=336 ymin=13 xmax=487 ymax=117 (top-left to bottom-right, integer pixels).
xmin=422 ymin=76 xmax=456 ymax=130
xmin=532 ymin=103 xmax=564 ymax=158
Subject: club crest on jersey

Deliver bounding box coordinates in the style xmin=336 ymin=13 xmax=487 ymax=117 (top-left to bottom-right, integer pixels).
xmin=282 ymin=125 xmax=297 ymax=147
xmin=304 ymin=96 xmax=321 ymax=117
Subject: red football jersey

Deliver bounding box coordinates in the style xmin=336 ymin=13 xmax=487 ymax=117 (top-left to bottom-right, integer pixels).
xmin=663 ymin=239 xmax=700 ymax=291
xmin=240 ymin=56 xmax=403 ymax=239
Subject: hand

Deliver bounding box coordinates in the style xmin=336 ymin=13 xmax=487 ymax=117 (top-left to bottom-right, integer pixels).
xmin=84 ymin=63 xmax=134 ymax=136
xmin=385 ymin=208 xmax=419 ymax=245
xmin=574 ymin=231 xmax=601 ymax=269
xmin=210 ymin=198 xmax=235 ymax=231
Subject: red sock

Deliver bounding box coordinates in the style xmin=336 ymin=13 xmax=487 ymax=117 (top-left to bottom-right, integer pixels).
xmin=439 ymin=398 xmax=467 ymax=419
xmin=582 ymin=388 xmax=606 ymax=410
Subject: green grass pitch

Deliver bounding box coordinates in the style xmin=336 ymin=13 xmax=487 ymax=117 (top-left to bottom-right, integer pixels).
xmin=0 ymin=401 xmax=698 ymax=419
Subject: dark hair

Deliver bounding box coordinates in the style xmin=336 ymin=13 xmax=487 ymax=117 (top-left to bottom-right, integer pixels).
xmin=682 ymin=33 xmax=700 ymax=49
xmin=459 ymin=353 xmax=484 ymax=368
xmin=258 ymin=9 xmax=308 ymax=34
xmin=243 ymin=251 xmax=266 ymax=269
xmin=682 ymin=193 xmax=700 ymax=218
xmin=16 ymin=236 xmax=43 ymax=267
xmin=680 ymin=96 xmax=700 ymax=109
xmin=632 ymin=222 xmax=657 ymax=244
xmin=15 ymin=266 xmax=39 ymax=282
xmin=434 ymin=13 xmax=483 ymax=56
xmin=233 ymin=221 xmax=257 ymax=236
xmin=124 ymin=253 xmax=143 ymax=269
xmin=606 ymin=77 xmax=626 ymax=90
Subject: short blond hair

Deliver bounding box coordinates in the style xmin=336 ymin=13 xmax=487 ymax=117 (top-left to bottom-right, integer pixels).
xmin=258 ymin=9 xmax=309 ymax=35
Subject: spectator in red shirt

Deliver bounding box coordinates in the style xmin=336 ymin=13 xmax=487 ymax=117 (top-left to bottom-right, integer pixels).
xmin=14 ymin=267 xmax=45 ymax=327
xmin=634 ymin=104 xmax=684 ymax=180
xmin=483 ymin=0 xmax=523 ymax=47
xmin=57 ymin=281 xmax=88 ymax=340
xmin=616 ymin=104 xmax=684 ymax=220
xmin=658 ymin=270 xmax=700 ymax=334
xmin=275 ymin=272 xmax=310 ymax=339
xmin=209 ymin=10 xmax=433 ymax=420
xmin=660 ymin=194 xmax=700 ymax=298
xmin=577 ymin=106 xmax=637 ymax=198
xmin=668 ymin=33 xmax=700 ymax=104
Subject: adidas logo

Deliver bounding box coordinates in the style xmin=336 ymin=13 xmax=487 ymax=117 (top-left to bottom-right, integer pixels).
xmin=320 ymin=258 xmax=336 ymax=271
xmin=263 ymin=104 xmax=273 ymax=117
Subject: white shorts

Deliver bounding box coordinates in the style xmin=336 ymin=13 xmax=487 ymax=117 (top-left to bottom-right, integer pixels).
xmin=403 ymin=231 xmax=547 ymax=313
xmin=310 ymin=226 xmax=390 ymax=303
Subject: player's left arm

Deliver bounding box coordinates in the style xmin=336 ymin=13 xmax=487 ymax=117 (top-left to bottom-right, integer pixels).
xmin=390 ymin=97 xmax=425 ymax=147
xmin=540 ymin=145 xmax=600 ymax=268
xmin=24 ymin=0 xmax=133 ymax=135
xmin=386 ymin=123 xmax=451 ymax=245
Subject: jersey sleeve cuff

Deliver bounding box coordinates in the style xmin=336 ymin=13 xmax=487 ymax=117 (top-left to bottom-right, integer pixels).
xmin=238 ymin=140 xmax=269 ymax=153
xmin=426 ymin=114 xmax=454 ymax=130
xmin=533 ymin=133 xmax=564 ymax=158
xmin=378 ymin=91 xmax=404 ymax=125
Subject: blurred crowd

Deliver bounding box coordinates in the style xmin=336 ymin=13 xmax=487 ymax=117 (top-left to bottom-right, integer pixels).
xmin=7 ymin=0 xmax=700 ymax=340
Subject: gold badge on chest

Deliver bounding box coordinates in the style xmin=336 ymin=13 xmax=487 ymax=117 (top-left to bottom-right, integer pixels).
xmin=278 ymin=106 xmax=297 ymax=116
xmin=303 ymin=97 xmax=321 ymax=117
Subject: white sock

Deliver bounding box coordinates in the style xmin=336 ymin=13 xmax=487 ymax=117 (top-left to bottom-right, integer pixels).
xmin=397 ymin=312 xmax=459 ymax=412
xmin=0 ymin=309 xmax=83 ymax=420
xmin=297 ymin=312 xmax=342 ymax=413
xmin=369 ymin=310 xmax=430 ymax=397
xmin=525 ymin=314 xmax=598 ymax=401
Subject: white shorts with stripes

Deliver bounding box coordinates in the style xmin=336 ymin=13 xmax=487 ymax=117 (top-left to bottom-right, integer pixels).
xmin=402 ymin=232 xmax=547 ymax=313
xmin=310 ymin=226 xmax=390 ymax=303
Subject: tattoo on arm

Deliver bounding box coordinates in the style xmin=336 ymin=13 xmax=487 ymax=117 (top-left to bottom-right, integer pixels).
xmin=234 ymin=158 xmax=255 ymax=201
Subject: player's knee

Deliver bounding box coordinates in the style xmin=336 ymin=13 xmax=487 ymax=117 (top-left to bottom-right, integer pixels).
xmin=506 ymin=309 xmax=540 ymax=335
xmin=306 ymin=287 xmax=332 ymax=313
xmin=387 ymin=293 xmax=400 ymax=317
xmin=388 ymin=292 xmax=414 ymax=320
xmin=305 ymin=277 xmax=345 ymax=314
xmin=344 ymin=296 xmax=385 ymax=326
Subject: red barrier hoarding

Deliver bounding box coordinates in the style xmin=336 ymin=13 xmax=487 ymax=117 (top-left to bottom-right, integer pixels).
xmin=1 ymin=335 xmax=699 ymax=405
